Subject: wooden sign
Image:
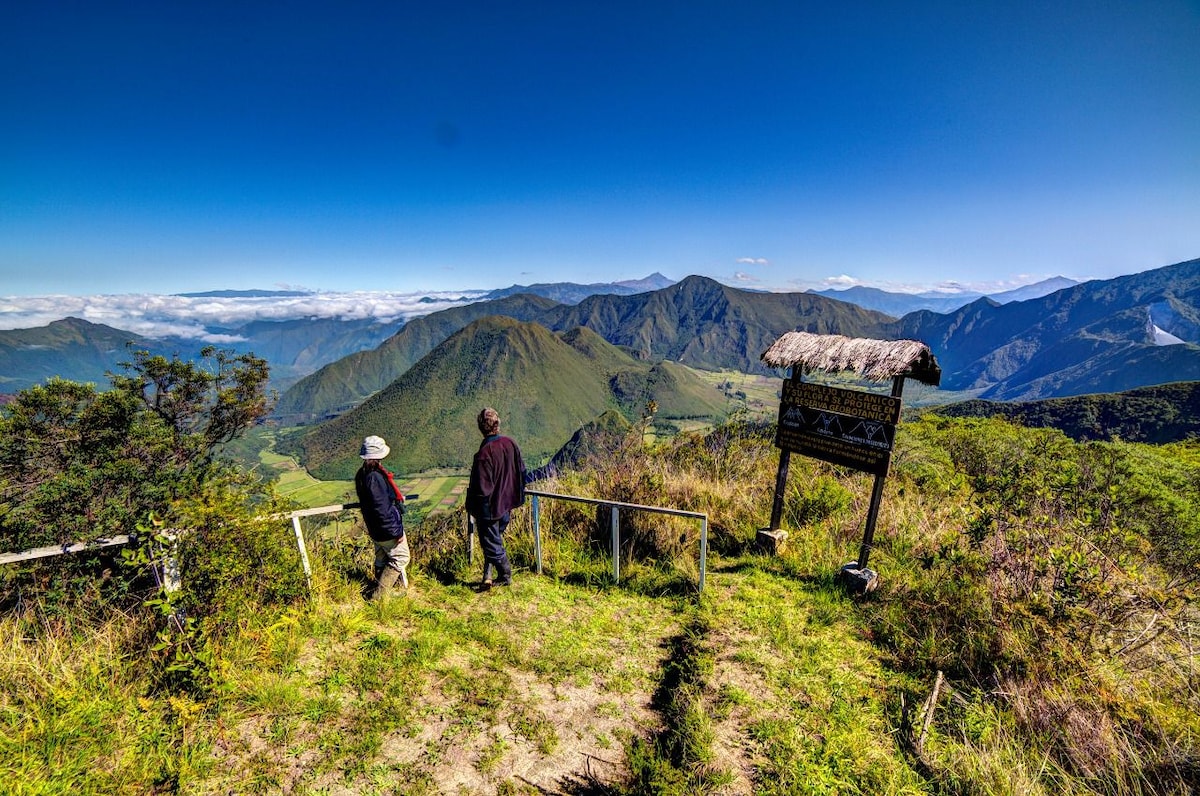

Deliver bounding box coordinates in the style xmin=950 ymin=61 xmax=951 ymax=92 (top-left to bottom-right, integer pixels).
xmin=774 ymin=380 xmax=900 ymax=477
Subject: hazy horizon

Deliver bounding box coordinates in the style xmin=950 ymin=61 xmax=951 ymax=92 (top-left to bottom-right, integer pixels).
xmin=0 ymin=266 xmax=1137 ymax=341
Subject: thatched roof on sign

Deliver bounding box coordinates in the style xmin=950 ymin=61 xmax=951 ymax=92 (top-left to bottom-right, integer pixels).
xmin=761 ymin=331 xmax=942 ymax=386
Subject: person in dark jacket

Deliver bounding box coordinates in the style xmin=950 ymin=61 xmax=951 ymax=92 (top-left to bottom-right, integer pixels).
xmin=465 ymin=408 xmax=525 ymax=588
xmin=355 ymin=435 xmax=410 ymax=599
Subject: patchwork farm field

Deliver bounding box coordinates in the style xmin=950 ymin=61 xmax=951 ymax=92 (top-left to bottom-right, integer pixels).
xmin=260 ymin=444 xmax=466 ymax=514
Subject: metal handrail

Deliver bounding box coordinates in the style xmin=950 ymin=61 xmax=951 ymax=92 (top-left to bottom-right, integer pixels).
xmin=5 ymin=493 xmax=711 ymax=594
xmin=519 ymin=489 xmax=709 ymax=593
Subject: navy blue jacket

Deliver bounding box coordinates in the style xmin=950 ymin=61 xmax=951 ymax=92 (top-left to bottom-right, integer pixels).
xmin=355 ymin=463 xmax=405 ymax=542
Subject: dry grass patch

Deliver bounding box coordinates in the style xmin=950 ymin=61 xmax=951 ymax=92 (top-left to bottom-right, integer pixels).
xmin=194 ymin=576 xmax=682 ymax=794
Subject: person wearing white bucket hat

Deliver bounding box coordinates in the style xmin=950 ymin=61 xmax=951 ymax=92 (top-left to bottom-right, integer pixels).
xmin=355 ymin=435 xmax=411 ymax=599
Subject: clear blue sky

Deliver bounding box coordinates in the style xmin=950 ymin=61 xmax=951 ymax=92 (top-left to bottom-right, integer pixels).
xmin=3 ymin=1 xmax=1198 ymax=297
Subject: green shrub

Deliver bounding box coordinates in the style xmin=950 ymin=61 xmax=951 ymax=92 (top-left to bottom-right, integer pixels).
xmin=0 ymin=349 xmax=273 ymax=620
xmin=785 ymin=474 xmax=852 ymax=528
xmin=173 ymin=468 xmax=308 ymax=627
xmin=867 ymin=415 xmax=1200 ymax=789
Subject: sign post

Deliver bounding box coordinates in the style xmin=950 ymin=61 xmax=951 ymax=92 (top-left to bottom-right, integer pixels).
xmin=758 ymin=330 xmax=940 ymax=593
xmin=768 ymin=375 xmax=906 ymax=592
xmin=854 ymin=376 xmax=905 ymax=571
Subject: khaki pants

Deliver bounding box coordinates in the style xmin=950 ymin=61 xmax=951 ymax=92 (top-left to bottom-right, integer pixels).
xmin=371 ymin=535 xmax=411 ymax=598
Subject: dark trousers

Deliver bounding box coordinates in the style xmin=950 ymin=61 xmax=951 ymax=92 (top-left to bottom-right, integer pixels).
xmin=475 ymin=514 xmax=511 ymax=582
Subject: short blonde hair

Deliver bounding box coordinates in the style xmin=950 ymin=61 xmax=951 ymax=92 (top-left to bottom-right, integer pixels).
xmin=477 ymin=407 xmax=501 ymax=436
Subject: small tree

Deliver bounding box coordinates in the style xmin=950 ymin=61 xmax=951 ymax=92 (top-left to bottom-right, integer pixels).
xmin=0 ymin=347 xmax=274 ymax=615
xmin=108 ymin=345 xmax=272 ymax=471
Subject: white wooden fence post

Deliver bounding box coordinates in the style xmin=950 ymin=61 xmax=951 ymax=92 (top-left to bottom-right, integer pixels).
xmin=291 ymin=515 xmax=313 ymax=590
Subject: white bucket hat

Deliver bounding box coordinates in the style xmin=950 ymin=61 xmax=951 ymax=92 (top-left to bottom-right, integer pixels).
xmin=359 ymin=435 xmax=390 ymax=460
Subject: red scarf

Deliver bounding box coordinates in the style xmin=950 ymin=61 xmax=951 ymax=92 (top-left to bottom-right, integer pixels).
xmin=383 ymin=466 xmax=405 ymax=503
xmin=369 ymin=461 xmax=405 ymax=503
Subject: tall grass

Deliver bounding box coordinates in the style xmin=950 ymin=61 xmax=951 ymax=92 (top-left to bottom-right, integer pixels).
xmin=2 ymin=414 xmax=1197 ymax=793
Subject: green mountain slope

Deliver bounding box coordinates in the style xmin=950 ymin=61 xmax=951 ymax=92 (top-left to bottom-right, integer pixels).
xmin=218 ymin=317 xmax=396 ymax=385
xmin=543 ymin=274 xmax=893 ymax=372
xmin=273 ymin=294 xmax=563 ymax=423
xmin=927 ymin=380 xmax=1200 ymax=443
xmin=0 ymin=317 xmax=200 ymax=393
xmin=296 ymin=316 xmax=728 ymax=477
xmin=277 ymin=275 xmax=895 ymax=423
xmin=0 ymin=315 xmax=397 ymax=396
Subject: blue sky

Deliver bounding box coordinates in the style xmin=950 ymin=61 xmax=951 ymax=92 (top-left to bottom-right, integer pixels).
xmin=3 ymin=1 xmax=1198 ymax=301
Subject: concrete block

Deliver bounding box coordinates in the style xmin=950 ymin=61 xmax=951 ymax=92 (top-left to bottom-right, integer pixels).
xmin=756 ymin=527 xmax=788 ymax=555
xmin=839 ymin=561 xmax=879 ymax=594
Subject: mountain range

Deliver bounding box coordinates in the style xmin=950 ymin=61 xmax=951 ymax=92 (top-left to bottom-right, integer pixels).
xmin=809 ymin=276 xmax=1079 ymax=316
xmin=272 ymin=276 xmax=892 ymax=423
xmin=0 ymin=315 xmax=400 ymax=395
xmin=894 ymin=257 xmax=1200 ymax=399
xmin=288 ymin=316 xmax=729 ymax=477
xmin=0 ymin=317 xmax=202 ymax=393
xmin=480 ymin=272 xmax=676 ymax=304
xmin=272 ymin=294 xmax=563 ymax=424
xmin=5 ymin=259 xmax=1200 ymax=445
xmin=0 ymin=276 xmax=674 ymax=396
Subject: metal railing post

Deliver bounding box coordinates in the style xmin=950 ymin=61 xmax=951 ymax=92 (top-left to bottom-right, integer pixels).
xmin=699 ymin=516 xmax=708 ymax=595
xmin=532 ymin=494 xmax=543 ymax=574
xmin=611 ymin=506 xmax=620 ymax=583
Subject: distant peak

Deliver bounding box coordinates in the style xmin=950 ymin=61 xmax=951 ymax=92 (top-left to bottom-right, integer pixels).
xmin=175 ymin=289 xmax=313 ymax=298
xmin=613 ymin=272 xmax=676 ymax=290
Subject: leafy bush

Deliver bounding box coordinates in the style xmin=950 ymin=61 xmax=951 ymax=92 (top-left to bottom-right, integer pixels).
xmin=0 ymin=348 xmax=293 ymax=634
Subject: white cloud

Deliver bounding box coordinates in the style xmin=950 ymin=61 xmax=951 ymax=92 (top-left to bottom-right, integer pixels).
xmin=732 ymin=272 xmax=760 ymax=283
xmin=0 ymin=290 xmax=488 ymax=340
xmin=736 ymin=257 xmax=769 ymax=266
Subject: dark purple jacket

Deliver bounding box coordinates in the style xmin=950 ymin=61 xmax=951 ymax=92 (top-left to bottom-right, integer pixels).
xmin=466 ymin=435 xmax=525 ymax=521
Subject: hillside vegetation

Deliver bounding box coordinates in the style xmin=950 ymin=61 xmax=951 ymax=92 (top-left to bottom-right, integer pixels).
xmin=930 ymin=380 xmax=1200 ymax=443
xmin=0 ymin=317 xmax=199 ymax=393
xmin=272 ymin=276 xmax=893 ymax=425
xmin=291 ymin=317 xmax=730 ymax=478
xmin=273 ymin=294 xmax=564 ymax=423
xmin=4 ymin=387 xmax=1198 ymax=793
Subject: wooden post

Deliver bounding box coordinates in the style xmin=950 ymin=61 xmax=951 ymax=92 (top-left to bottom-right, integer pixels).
xmin=856 ymin=473 xmax=888 ymax=571
xmin=855 ymin=376 xmax=905 ymax=570
xmin=291 ymin=516 xmax=312 ymax=590
xmin=768 ymin=449 xmax=791 ymax=531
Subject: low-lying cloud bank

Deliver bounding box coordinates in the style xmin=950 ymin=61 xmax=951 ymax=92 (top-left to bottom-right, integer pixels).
xmin=0 ymin=290 xmax=488 ymax=342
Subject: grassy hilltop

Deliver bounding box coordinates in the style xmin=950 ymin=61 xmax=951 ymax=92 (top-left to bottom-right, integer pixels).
xmin=3 ymin=408 xmax=1198 ymax=794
